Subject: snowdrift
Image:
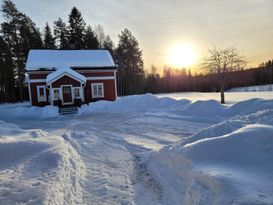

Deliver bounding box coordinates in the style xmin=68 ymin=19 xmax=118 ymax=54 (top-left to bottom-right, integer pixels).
xmin=0 ymin=121 xmax=85 ymax=204
xmin=144 ymin=108 xmax=273 ymax=204
xmin=0 ymin=103 xmax=59 ymax=120
xmin=79 ymin=94 xmax=273 ymax=121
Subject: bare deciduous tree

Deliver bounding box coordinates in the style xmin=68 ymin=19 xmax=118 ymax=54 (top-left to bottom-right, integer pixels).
xmin=202 ymin=47 xmax=246 ymax=104
xmin=94 ymin=24 xmax=105 ymax=48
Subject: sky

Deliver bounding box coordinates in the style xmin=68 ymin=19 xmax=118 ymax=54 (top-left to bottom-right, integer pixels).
xmin=1 ymin=0 xmax=273 ymax=71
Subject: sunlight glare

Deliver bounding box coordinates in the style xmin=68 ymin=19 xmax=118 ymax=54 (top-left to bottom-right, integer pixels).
xmin=168 ymin=43 xmax=197 ymax=68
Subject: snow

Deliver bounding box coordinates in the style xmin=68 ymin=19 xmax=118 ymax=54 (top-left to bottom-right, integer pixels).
xmin=228 ymin=84 xmax=273 ymax=92
xmin=156 ymin=91 xmax=273 ymax=103
xmin=0 ymin=102 xmax=59 ymax=119
xmin=0 ymin=120 xmax=85 ymax=204
xmin=26 ymin=50 xmax=115 ymax=71
xmin=46 ymin=66 xmax=86 ymax=84
xmin=1 ymin=92 xmax=273 ymax=204
xmin=144 ymin=117 xmax=273 ymax=204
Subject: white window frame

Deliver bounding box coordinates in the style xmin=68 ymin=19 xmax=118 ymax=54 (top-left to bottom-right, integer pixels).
xmin=37 ymin=85 xmax=47 ymax=102
xmin=91 ymin=83 xmax=104 ymax=98
xmin=73 ymin=87 xmax=82 ymax=99
xmin=52 ymin=88 xmax=61 ymax=100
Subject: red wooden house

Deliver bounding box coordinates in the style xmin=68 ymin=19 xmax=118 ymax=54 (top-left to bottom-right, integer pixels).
xmin=25 ymin=50 xmax=117 ymax=107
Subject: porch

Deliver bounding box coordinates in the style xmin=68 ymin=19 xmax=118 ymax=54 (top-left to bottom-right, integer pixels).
xmin=46 ymin=66 xmax=86 ymax=107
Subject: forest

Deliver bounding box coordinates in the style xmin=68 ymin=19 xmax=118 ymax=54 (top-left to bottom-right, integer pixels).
xmin=0 ymin=0 xmax=272 ymax=103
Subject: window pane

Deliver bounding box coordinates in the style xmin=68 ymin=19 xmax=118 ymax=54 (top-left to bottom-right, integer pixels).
xmin=93 ymin=85 xmax=98 ymax=96
xmin=39 ymin=88 xmax=44 ymax=97
xmin=98 ymin=85 xmax=102 ymax=96
xmin=74 ymin=88 xmax=80 ymax=98
xmin=63 ymin=87 xmax=71 ymax=94
xmin=54 ymin=89 xmax=59 ymax=99
xmin=38 ymin=86 xmax=46 ymax=101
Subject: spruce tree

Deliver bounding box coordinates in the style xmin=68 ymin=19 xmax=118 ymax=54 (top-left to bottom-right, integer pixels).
xmin=84 ymin=25 xmax=99 ymax=49
xmin=68 ymin=7 xmax=85 ymax=49
xmin=116 ymin=28 xmax=145 ymax=95
xmin=43 ymin=22 xmax=56 ymax=49
xmin=103 ymin=35 xmax=114 ymax=54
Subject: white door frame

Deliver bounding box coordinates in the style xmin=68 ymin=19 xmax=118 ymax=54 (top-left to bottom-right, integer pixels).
xmin=61 ymin=85 xmax=74 ymax=105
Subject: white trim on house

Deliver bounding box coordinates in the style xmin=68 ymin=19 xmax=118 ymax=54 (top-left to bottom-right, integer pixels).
xmin=78 ymin=69 xmax=116 ymax=73
xmin=46 ymin=70 xmax=86 ymax=85
xmin=81 ymin=84 xmax=85 ymax=102
xmin=114 ymin=70 xmax=118 ymax=99
xmin=26 ymin=71 xmax=52 ymax=74
xmin=91 ymin=83 xmax=104 ymax=98
xmin=26 ymin=74 xmax=33 ymax=106
xmin=60 ymin=85 xmax=74 ymax=105
xmin=86 ymin=76 xmax=115 ymax=81
xmin=37 ymin=85 xmax=47 ymax=102
xmin=30 ymin=79 xmax=46 ymax=83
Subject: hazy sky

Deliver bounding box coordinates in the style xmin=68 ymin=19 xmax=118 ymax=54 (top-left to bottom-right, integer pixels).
xmin=2 ymin=0 xmax=273 ymax=69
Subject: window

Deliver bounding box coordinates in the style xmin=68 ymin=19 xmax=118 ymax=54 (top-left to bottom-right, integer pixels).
xmin=37 ymin=86 xmax=46 ymax=102
xmin=53 ymin=89 xmax=60 ymax=100
xmin=74 ymin=87 xmax=81 ymax=99
xmin=91 ymin=83 xmax=104 ymax=98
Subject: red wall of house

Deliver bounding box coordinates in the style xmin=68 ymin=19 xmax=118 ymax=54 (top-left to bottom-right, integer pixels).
xmin=29 ymin=72 xmax=50 ymax=79
xmin=85 ymin=79 xmax=116 ymax=103
xmin=51 ymin=76 xmax=81 ymax=88
xmin=28 ymin=70 xmax=116 ymax=106
xmin=30 ymin=82 xmax=50 ymax=106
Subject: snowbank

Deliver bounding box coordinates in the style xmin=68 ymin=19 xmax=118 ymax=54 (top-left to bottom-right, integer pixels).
xmin=0 ymin=103 xmax=59 ymax=120
xmin=228 ymin=84 xmax=273 ymax=92
xmin=144 ymin=107 xmax=273 ymax=204
xmin=79 ymin=94 xmax=273 ymax=122
xmin=0 ymin=121 xmax=85 ymax=204
xmin=79 ymin=94 xmax=180 ymax=115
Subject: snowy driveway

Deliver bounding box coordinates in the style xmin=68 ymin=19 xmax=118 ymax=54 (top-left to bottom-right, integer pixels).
xmin=5 ymin=112 xmax=209 ymax=205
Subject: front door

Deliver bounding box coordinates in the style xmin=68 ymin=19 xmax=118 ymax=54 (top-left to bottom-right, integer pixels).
xmin=62 ymin=85 xmax=73 ymax=105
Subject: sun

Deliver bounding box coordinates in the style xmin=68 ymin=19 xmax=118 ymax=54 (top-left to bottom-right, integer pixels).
xmin=167 ymin=44 xmax=197 ymax=68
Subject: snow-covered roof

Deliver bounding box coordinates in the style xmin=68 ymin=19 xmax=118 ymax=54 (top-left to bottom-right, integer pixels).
xmin=46 ymin=66 xmax=86 ymax=84
xmin=26 ymin=50 xmax=115 ymax=71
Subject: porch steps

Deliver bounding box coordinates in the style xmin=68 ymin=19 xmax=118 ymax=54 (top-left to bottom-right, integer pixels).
xmin=59 ymin=106 xmax=78 ymax=115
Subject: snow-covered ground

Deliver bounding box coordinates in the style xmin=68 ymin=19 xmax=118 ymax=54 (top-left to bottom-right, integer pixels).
xmin=0 ymin=92 xmax=273 ymax=204
xmin=227 ymin=84 xmax=273 ymax=92
xmin=156 ymin=91 xmax=273 ymax=103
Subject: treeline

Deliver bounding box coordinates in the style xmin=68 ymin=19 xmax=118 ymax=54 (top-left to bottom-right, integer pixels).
xmin=0 ymin=0 xmax=145 ymax=102
xmin=144 ymin=60 xmax=273 ymax=93
xmin=0 ymin=0 xmax=272 ymax=104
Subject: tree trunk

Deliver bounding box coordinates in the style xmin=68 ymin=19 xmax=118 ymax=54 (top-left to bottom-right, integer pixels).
xmin=220 ymin=85 xmax=225 ymax=104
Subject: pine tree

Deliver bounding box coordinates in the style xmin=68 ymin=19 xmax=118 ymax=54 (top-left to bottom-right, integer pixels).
xmin=43 ymin=22 xmax=56 ymax=49
xmin=103 ymin=35 xmax=114 ymax=54
xmin=84 ymin=25 xmax=99 ymax=49
xmin=0 ymin=36 xmax=16 ymax=102
xmin=1 ymin=0 xmax=43 ymax=101
xmin=68 ymin=7 xmax=85 ymax=49
xmin=53 ymin=17 xmax=68 ymax=49
xmin=116 ymin=28 xmax=145 ymax=95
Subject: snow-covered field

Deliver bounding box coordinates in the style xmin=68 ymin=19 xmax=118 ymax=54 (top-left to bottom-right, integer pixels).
xmin=227 ymin=84 xmax=273 ymax=92
xmin=0 ymin=92 xmax=273 ymax=204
